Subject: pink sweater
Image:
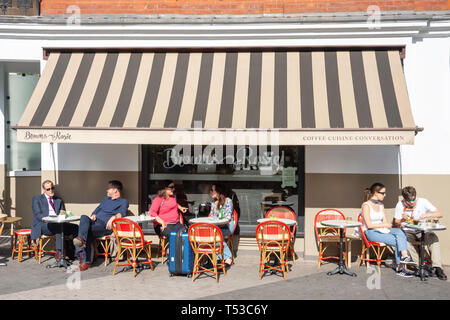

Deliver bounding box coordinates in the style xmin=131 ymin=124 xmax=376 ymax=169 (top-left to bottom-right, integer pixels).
xmin=148 ymin=196 xmax=179 ymax=224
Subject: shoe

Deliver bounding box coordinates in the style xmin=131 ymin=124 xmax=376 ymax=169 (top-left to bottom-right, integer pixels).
xmin=434 ymin=267 xmax=447 ymax=281
xmin=400 ymin=256 xmax=415 ymax=265
xmin=73 ymin=237 xmax=86 ymax=248
xmin=78 ymin=262 xmax=90 ymax=271
xmin=55 ymin=251 xmax=62 ymax=261
xmin=397 ymin=267 xmax=414 ymax=278
xmin=224 ymin=258 xmax=233 ymax=267
xmin=414 ymin=268 xmax=431 ymax=277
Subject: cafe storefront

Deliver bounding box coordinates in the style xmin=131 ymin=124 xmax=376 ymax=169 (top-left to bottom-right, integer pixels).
xmin=12 ymin=47 xmax=418 ymax=252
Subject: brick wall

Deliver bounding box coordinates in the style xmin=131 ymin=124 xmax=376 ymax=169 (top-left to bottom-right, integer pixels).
xmin=41 ymin=0 xmax=450 ymax=16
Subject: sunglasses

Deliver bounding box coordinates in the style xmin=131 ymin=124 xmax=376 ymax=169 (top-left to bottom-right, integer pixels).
xmin=407 ymin=198 xmax=416 ymax=202
xmin=45 ymin=187 xmax=55 ymax=191
xmin=377 ymin=192 xmax=386 ymax=195
xmin=166 ymin=185 xmax=175 ymax=189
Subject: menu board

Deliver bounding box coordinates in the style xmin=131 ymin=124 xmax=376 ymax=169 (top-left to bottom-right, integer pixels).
xmin=281 ymin=167 xmax=297 ymax=188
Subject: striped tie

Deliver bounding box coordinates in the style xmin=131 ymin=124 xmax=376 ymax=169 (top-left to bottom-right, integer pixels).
xmin=49 ymin=196 xmax=56 ymax=212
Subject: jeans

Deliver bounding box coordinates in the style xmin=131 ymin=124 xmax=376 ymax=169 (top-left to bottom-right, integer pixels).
xmin=218 ymin=222 xmax=235 ymax=261
xmin=40 ymin=222 xmax=78 ymax=252
xmin=365 ymin=228 xmax=408 ymax=265
xmin=76 ymin=215 xmax=111 ymax=263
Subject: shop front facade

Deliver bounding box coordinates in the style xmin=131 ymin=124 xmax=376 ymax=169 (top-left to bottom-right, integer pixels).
xmin=1 ymin=11 xmax=450 ymax=263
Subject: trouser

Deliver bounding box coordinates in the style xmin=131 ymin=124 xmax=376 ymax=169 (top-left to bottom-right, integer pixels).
xmin=365 ymin=228 xmax=408 ymax=265
xmin=159 ymin=222 xmax=185 ymax=239
xmin=37 ymin=222 xmax=78 ymax=252
xmin=76 ymin=215 xmax=111 ymax=264
xmin=406 ymin=232 xmax=442 ymax=268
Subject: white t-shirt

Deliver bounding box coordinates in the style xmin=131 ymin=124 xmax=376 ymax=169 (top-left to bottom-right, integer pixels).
xmin=394 ymin=198 xmax=437 ymax=235
xmin=394 ymin=198 xmax=437 ymax=221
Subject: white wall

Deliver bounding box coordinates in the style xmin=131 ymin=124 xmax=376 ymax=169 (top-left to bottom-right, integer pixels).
xmin=306 ymin=146 xmax=400 ymax=174
xmin=400 ymin=38 xmax=450 ymax=175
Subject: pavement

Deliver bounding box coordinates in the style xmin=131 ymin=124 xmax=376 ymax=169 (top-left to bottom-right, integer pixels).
xmin=1 ymin=241 xmax=450 ymax=301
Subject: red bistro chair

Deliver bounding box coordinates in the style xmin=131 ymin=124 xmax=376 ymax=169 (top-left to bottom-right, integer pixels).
xmin=256 ymin=220 xmax=291 ymax=280
xmin=357 ymin=213 xmax=395 ymax=272
xmin=188 ymin=223 xmax=226 ymax=283
xmin=266 ymin=206 xmax=297 ymax=263
xmin=314 ymin=209 xmax=348 ymax=268
xmin=112 ymin=218 xmax=154 ymax=278
xmin=156 ymin=212 xmax=184 ymax=264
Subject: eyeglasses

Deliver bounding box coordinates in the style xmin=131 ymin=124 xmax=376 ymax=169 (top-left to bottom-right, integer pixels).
xmin=407 ymin=198 xmax=416 ymax=202
xmin=377 ymin=192 xmax=386 ymax=195
xmin=166 ymin=185 xmax=175 ymax=190
xmin=45 ymin=187 xmax=55 ymax=191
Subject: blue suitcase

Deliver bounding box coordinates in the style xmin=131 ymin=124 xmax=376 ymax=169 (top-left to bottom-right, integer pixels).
xmin=168 ymin=228 xmax=194 ymax=277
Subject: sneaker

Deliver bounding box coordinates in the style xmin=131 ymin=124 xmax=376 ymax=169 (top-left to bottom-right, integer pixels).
xmin=434 ymin=267 xmax=448 ymax=281
xmin=400 ymin=256 xmax=415 ymax=265
xmin=397 ymin=267 xmax=414 ymax=278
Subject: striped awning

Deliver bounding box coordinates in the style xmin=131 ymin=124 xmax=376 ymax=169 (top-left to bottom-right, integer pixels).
xmin=14 ymin=48 xmax=416 ymax=145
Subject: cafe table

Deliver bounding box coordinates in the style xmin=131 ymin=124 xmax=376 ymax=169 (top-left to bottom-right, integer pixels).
xmin=188 ymin=216 xmax=231 ymax=226
xmin=125 ymin=215 xmax=155 ymax=224
xmin=403 ymin=222 xmax=446 ymax=281
xmin=257 ymin=217 xmax=297 ymax=227
xmin=42 ymin=215 xmax=80 ymax=269
xmin=320 ymin=219 xmax=362 ymax=277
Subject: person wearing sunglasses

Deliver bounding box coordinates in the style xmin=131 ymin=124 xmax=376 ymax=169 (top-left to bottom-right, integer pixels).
xmin=362 ymin=183 xmax=414 ymax=278
xmin=31 ymin=180 xmax=78 ymax=263
xmin=394 ymin=186 xmax=446 ymax=280
xmin=149 ymin=180 xmax=188 ymax=238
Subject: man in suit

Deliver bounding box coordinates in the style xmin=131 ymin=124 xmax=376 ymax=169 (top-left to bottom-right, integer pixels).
xmin=31 ymin=180 xmax=78 ymax=262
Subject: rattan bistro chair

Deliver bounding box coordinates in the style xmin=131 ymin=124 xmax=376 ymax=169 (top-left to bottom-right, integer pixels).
xmin=314 ymin=209 xmax=348 ymax=268
xmin=188 ymin=223 xmax=226 ymax=283
xmin=112 ymin=218 xmax=154 ymax=278
xmin=256 ymin=220 xmax=291 ymax=280
xmin=157 ymin=212 xmax=184 ymax=263
xmin=266 ymin=206 xmax=297 ymax=263
xmin=357 ymin=213 xmax=395 ymax=272
xmin=223 ymin=209 xmax=239 ymax=263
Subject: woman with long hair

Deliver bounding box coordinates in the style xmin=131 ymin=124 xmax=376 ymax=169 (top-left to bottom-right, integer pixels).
xmin=148 ymin=181 xmax=188 ymax=238
xmin=362 ymin=183 xmax=414 ymax=277
xmin=209 ymin=183 xmax=234 ymax=266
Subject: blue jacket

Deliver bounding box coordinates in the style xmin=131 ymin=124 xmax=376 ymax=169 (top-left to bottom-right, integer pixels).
xmin=31 ymin=194 xmax=65 ymax=240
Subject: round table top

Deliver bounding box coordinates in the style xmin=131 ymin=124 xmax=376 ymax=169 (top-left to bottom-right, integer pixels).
xmin=125 ymin=215 xmax=155 ymax=223
xmin=2 ymin=216 xmax=22 ymax=223
xmin=403 ymin=223 xmax=446 ymax=232
xmin=261 ymin=201 xmax=294 ymax=207
xmin=320 ymin=219 xmax=362 ymax=228
xmin=257 ymin=218 xmax=297 ymax=226
xmin=43 ymin=215 xmax=80 ymax=223
xmin=189 ymin=217 xmax=230 ymax=226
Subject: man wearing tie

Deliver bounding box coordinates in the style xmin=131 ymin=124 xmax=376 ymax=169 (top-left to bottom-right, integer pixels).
xmin=31 ymin=180 xmax=79 ymax=262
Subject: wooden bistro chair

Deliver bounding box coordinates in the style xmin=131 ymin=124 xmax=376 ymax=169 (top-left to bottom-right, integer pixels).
xmin=188 ymin=223 xmax=226 ymax=283
xmin=256 ymin=220 xmax=291 ymax=280
xmin=112 ymin=218 xmax=154 ymax=278
xmin=95 ymin=235 xmax=113 ymax=266
xmin=357 ymin=213 xmax=395 ymax=272
xmin=223 ymin=209 xmax=239 ymax=264
xmin=157 ymin=212 xmax=184 ymax=264
xmin=11 ymin=229 xmax=37 ymax=262
xmin=37 ymin=235 xmax=56 ymax=264
xmin=314 ymin=209 xmax=349 ymax=268
xmin=266 ymin=206 xmax=297 ymax=263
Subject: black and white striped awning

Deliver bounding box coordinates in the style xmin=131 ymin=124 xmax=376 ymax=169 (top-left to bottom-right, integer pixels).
xmin=14 ymin=48 xmax=416 ymax=145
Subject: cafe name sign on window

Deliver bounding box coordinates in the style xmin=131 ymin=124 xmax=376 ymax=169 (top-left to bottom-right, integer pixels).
xmin=163 ymin=146 xmax=285 ymax=175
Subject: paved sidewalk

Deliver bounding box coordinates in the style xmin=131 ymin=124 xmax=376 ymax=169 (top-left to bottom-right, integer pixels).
xmin=1 ymin=244 xmax=449 ymax=300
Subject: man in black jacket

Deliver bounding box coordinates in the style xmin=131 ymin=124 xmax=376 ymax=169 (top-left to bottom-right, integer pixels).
xmin=31 ymin=180 xmax=78 ymax=262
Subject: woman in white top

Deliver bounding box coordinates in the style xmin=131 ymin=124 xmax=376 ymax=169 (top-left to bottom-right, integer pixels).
xmin=362 ymin=183 xmax=414 ymax=277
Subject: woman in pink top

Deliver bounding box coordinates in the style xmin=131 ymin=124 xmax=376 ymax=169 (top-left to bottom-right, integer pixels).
xmin=148 ymin=181 xmax=188 ymax=238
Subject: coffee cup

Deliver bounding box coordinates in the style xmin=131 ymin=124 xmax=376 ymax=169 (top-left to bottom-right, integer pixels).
xmin=65 ymin=211 xmax=73 ymax=217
